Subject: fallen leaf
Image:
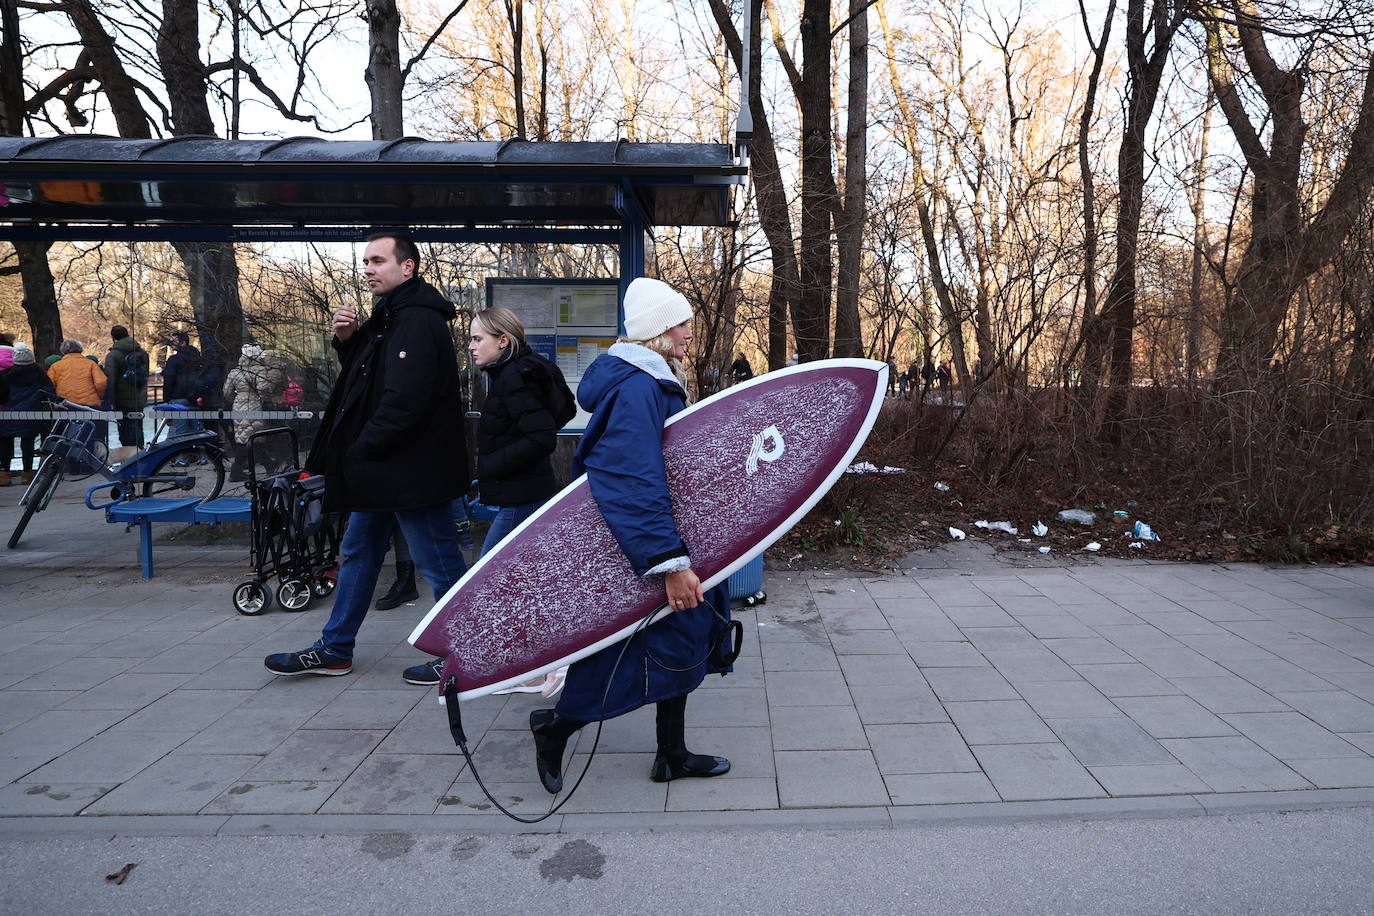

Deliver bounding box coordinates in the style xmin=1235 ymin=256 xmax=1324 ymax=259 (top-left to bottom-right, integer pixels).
xmin=105 ymin=864 xmax=136 ymax=885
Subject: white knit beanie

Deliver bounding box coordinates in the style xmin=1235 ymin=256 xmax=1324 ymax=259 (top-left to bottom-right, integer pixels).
xmin=622 ymin=277 xmax=692 ymax=342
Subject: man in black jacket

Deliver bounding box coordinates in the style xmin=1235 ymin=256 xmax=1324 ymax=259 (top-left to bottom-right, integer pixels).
xmin=265 ymin=232 xmax=469 ymax=678
xmin=161 ymin=331 xmax=204 ymax=438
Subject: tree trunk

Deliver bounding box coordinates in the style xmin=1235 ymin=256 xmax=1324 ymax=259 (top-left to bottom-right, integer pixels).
xmin=1187 ymin=80 xmax=1213 ymax=382
xmin=158 ymin=0 xmax=246 ymax=367
xmin=795 ymin=0 xmax=834 ymax=361
xmin=14 ymin=241 xmax=62 ymax=356
xmin=1205 ymin=1 xmax=1374 ymax=386
xmin=64 ymin=0 xmax=152 ymax=138
xmin=877 ymin=1 xmax=963 ymax=378
xmin=1075 ymin=0 xmax=1115 ymax=350
xmin=832 ymin=0 xmax=867 ymax=359
xmin=1 ymin=3 xmax=63 ymax=354
xmin=709 ymin=0 xmax=798 ymax=370
xmin=366 ymin=0 xmax=404 ymax=139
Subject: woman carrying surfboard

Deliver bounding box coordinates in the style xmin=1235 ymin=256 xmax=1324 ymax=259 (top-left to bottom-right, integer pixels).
xmin=402 ymin=307 xmax=576 ymax=693
xmin=529 ymin=276 xmax=733 ymax=793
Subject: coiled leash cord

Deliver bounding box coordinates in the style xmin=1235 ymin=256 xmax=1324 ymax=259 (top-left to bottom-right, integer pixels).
xmin=442 ymin=603 xmax=743 ymax=824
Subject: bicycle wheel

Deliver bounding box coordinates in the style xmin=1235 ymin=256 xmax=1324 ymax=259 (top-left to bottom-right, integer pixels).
xmin=9 ymin=458 xmax=64 ymax=549
xmin=141 ymin=445 xmax=226 ymax=501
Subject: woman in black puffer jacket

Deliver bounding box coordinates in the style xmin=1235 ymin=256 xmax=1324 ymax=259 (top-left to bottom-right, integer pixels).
xmin=469 ymin=307 xmax=575 ymax=545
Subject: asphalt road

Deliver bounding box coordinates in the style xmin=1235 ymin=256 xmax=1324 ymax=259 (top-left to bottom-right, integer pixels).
xmin=5 ymin=808 xmax=1373 ymax=914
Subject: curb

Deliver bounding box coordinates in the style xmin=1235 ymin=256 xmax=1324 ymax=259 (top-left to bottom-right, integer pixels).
xmin=4 ymin=788 xmax=1374 ymax=839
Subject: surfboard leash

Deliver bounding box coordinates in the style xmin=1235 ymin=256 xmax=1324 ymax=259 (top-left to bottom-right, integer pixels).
xmin=439 ymin=612 xmax=653 ymax=824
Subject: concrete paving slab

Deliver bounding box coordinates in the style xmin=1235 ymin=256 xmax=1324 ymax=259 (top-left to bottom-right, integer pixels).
xmin=84 ymin=754 xmax=259 ymax=815
xmin=924 ymin=667 xmax=1019 ymax=702
xmin=1041 ymin=638 xmax=1134 ymax=665
xmin=105 ymin=689 xmax=251 ymax=732
xmin=1218 ymin=658 xmax=1337 ymax=693
xmin=1273 ymin=691 xmax=1374 ymax=733
xmin=770 ymin=705 xmax=867 ymax=751
xmin=849 ymin=684 xmax=948 ymax=725
xmin=0 ymin=708 xmax=131 ymax=759
xmin=1016 ymin=681 xmax=1122 ymax=719
xmin=318 ymin=754 xmax=460 ymax=814
xmin=884 ymin=772 xmax=1000 ymax=805
xmin=242 ymin=729 xmax=385 ymax=781
xmin=666 ymin=776 xmax=779 ymax=811
xmin=774 ymin=750 xmax=888 ymax=807
xmin=684 ymin=725 xmax=774 ymax=779
xmin=946 ymin=700 xmax=1056 ymax=744
xmin=970 ymin=743 xmax=1106 ymax=801
xmin=1220 ymin=713 xmax=1366 ymax=760
xmin=1017 ymin=615 xmax=1098 ymax=639
xmin=305 ymin=690 xmax=425 ymax=731
xmin=943 ymin=606 xmax=1018 ymax=628
xmin=900 ymin=640 xmax=989 ymax=667
xmin=826 ymin=629 xmax=905 ymax=655
xmin=866 ymin=723 xmax=978 ymax=774
xmin=0 ymin=782 xmax=114 ymax=816
xmin=1086 ymin=764 xmax=1210 ymax=796
xmin=1160 ymin=737 xmax=1310 ymax=792
xmin=1046 ymin=717 xmax=1175 ymax=766
xmin=55 ymin=672 xmax=194 ymax=711
xmin=1173 ymin=634 xmax=1278 ymax=661
xmin=764 ymin=670 xmax=853 ymax=706
xmin=983 ymin=649 xmax=1079 ymax=684
xmin=761 ymin=641 xmax=842 ymax=672
xmin=203 ymin=779 xmax=341 ymax=814
xmin=1283 ymin=756 xmax=1374 ymax=789
xmin=1113 ymin=695 xmax=1238 ymax=739
xmin=11 ymin=657 xmax=139 ymax=692
xmin=1169 ymin=675 xmax=1291 ymax=714
xmin=1074 ymin=663 xmax=1182 ymax=698
xmin=837 ymin=653 xmax=922 ymax=686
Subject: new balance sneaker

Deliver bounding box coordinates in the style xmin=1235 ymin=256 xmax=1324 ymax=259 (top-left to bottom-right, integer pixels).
xmin=264 ymin=648 xmax=352 ymax=676
xmin=403 ymin=658 xmax=444 ymax=686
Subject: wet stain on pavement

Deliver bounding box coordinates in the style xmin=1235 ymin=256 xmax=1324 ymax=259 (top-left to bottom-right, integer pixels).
xmin=510 ymin=843 xmax=541 ymax=860
xmin=22 ymin=785 xmax=70 ymax=801
xmin=227 ymin=784 xmax=253 ymax=795
xmin=187 ymin=782 xmax=214 ymax=792
xmin=538 ymin=840 xmax=606 ymax=882
xmin=362 ymin=832 xmax=416 ymax=861
xmin=450 ymin=836 xmax=482 ymax=861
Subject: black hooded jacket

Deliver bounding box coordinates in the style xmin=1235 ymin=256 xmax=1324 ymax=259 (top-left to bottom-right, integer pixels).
xmin=475 ymin=343 xmax=574 ymax=507
xmin=305 ymin=276 xmax=467 ymax=512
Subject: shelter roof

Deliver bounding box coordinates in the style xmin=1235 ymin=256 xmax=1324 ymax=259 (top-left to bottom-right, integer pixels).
xmin=0 ymin=136 xmax=744 ymax=240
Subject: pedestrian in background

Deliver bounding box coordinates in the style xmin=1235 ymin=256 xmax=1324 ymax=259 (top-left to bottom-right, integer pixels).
xmin=103 ymin=325 xmax=149 ymax=448
xmin=0 ymin=345 xmax=56 ymax=486
xmin=729 ymin=351 xmax=753 ymax=385
xmin=223 ymin=343 xmax=282 ymax=480
xmin=48 ymin=340 xmax=108 ymax=408
xmin=162 ymin=331 xmax=205 ymax=438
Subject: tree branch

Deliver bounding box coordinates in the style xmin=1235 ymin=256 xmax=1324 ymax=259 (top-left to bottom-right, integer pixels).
xmin=402 ymin=0 xmax=472 ymax=82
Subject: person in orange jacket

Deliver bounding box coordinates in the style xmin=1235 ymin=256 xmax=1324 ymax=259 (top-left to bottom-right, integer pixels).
xmin=47 ymin=340 xmax=109 ymax=407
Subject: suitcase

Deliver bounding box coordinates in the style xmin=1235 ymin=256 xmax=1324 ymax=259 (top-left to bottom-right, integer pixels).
xmin=728 ymin=553 xmax=767 ymax=606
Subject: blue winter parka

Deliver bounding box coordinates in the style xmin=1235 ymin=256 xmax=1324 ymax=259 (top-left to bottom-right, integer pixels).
xmin=554 ymin=343 xmax=731 ymax=722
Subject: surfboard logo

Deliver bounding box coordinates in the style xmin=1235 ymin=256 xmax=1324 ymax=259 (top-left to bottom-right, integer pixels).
xmin=746 ymin=425 xmax=785 ymax=476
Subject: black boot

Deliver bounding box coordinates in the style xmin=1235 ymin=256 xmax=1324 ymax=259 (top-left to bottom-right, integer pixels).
xmin=650 ymin=695 xmax=730 ymax=782
xmin=530 ymin=709 xmax=584 ymax=794
xmin=374 ymin=560 xmax=418 ymax=610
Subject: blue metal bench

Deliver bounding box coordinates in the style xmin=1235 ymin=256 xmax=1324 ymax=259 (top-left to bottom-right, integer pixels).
xmin=91 ymin=489 xmax=252 ymax=578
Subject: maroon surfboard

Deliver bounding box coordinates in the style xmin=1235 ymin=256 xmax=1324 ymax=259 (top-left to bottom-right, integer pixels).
xmin=409 ymin=358 xmax=887 ymax=700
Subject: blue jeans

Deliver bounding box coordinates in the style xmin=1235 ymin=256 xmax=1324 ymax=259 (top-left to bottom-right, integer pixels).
xmin=481 ymin=501 xmax=544 ymax=556
xmin=169 ymin=398 xmax=203 ymax=438
xmin=314 ymin=503 xmax=469 ymax=659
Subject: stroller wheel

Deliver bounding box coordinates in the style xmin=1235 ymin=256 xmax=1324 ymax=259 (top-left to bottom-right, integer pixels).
xmin=311 ymin=575 xmax=337 ymax=598
xmin=277 ymin=579 xmax=313 ymax=612
xmin=233 ymin=581 xmax=271 ymax=616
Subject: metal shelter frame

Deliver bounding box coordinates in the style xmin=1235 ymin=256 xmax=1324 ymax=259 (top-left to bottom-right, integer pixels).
xmin=0 ymin=135 xmax=747 ymax=300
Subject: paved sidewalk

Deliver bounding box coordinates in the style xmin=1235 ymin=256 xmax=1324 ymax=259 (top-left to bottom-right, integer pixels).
xmin=3 ymin=479 xmax=1374 ymax=835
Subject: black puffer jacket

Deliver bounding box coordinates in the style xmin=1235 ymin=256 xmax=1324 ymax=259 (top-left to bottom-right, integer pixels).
xmin=305 ymin=276 xmax=467 ymax=512
xmin=476 ymin=343 xmax=574 ymax=507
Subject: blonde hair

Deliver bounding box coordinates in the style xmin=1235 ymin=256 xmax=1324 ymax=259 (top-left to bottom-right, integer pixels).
xmin=618 ymin=330 xmax=694 ymax=403
xmin=474 ymin=307 xmax=526 ymax=346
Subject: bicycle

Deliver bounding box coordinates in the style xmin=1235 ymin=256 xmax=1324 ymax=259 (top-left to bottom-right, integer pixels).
xmin=8 ymin=399 xmax=228 ymax=549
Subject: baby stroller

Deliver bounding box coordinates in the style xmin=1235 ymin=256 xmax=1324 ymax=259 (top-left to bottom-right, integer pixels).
xmin=232 ymin=427 xmax=345 ymax=616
